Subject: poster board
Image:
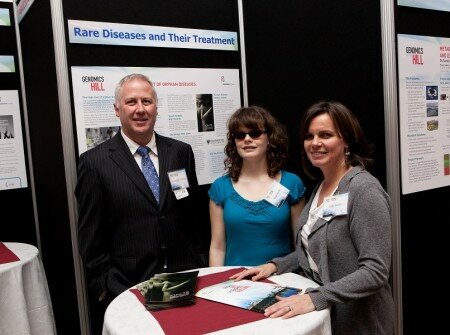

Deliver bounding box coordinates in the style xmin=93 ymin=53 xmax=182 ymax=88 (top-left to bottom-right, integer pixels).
xmin=0 ymin=90 xmax=28 ymax=189
xmin=71 ymin=66 xmax=241 ymax=185
xmin=397 ymin=34 xmax=450 ymax=194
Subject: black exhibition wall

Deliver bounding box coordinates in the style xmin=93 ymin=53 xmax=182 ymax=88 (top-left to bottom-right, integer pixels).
xmin=20 ymin=0 xmax=242 ymax=334
xmin=242 ymin=0 xmax=386 ymax=201
xmin=396 ymin=4 xmax=450 ymax=335
xmin=0 ymin=1 xmax=36 ymax=245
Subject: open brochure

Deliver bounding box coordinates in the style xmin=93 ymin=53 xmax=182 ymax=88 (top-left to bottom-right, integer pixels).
xmin=136 ymin=270 xmax=199 ymax=311
xmin=195 ymin=279 xmax=302 ymax=313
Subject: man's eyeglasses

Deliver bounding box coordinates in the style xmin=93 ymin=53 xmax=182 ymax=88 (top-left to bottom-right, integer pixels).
xmin=232 ymin=129 xmax=266 ymax=140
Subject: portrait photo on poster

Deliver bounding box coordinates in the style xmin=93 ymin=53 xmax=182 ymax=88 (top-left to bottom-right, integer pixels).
xmin=196 ymin=94 xmax=215 ymax=132
xmin=0 ymin=115 xmax=14 ymax=139
xmin=85 ymin=126 xmax=120 ymax=149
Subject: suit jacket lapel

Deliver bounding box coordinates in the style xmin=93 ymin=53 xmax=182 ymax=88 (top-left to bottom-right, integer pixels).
xmin=108 ymin=132 xmax=158 ymax=206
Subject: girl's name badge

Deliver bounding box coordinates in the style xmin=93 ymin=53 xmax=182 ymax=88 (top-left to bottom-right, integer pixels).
xmin=321 ymin=193 xmax=348 ymax=217
xmin=167 ymin=169 xmax=190 ymax=200
xmin=265 ymin=181 xmax=290 ymax=207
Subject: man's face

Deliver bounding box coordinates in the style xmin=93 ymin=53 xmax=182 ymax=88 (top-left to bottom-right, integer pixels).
xmin=114 ymin=79 xmax=158 ymax=145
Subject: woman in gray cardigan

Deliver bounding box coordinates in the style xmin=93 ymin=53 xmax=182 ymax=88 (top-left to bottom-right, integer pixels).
xmin=232 ymin=101 xmax=394 ymax=335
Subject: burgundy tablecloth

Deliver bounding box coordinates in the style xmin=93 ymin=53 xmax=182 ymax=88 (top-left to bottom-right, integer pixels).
xmin=0 ymin=243 xmax=20 ymax=265
xmin=130 ymin=268 xmax=269 ymax=335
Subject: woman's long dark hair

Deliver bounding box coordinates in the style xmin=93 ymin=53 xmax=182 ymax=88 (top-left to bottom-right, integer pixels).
xmin=225 ymin=106 xmax=288 ymax=182
xmin=299 ymin=101 xmax=374 ymax=180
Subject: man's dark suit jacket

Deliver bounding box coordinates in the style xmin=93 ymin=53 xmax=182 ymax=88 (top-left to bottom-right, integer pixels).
xmin=75 ymin=131 xmax=202 ymax=300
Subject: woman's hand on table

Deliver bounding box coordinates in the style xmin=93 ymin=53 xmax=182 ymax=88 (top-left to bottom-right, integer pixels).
xmin=229 ymin=262 xmax=277 ymax=281
xmin=264 ymin=293 xmax=315 ymax=319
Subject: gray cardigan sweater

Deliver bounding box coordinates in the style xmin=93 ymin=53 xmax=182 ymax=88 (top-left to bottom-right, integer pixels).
xmin=272 ymin=166 xmax=394 ymax=335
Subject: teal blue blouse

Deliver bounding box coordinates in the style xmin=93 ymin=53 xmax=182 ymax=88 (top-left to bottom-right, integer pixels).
xmin=209 ymin=171 xmax=306 ymax=266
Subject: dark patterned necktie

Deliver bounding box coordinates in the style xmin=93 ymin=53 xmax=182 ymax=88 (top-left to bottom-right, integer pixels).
xmin=136 ymin=146 xmax=160 ymax=204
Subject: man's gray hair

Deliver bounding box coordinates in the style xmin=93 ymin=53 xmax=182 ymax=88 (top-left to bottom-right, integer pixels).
xmin=114 ymin=73 xmax=158 ymax=104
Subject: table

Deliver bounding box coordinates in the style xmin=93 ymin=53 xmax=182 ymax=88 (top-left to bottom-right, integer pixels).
xmin=0 ymin=242 xmax=56 ymax=335
xmin=103 ymin=266 xmax=331 ymax=335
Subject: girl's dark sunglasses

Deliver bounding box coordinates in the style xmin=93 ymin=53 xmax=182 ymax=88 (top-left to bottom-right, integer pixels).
xmin=232 ymin=129 xmax=266 ymax=140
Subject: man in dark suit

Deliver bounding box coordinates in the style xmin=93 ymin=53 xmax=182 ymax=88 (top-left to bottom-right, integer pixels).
xmin=75 ymin=73 xmax=204 ymax=333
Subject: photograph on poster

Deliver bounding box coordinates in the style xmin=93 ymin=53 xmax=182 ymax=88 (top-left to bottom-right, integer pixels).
xmin=0 ymin=115 xmax=14 ymax=139
xmin=426 ymin=85 xmax=438 ymax=100
xmin=196 ymin=94 xmax=215 ymax=132
xmin=0 ymin=8 xmax=10 ymax=26
xmin=0 ymin=56 xmax=15 ymax=73
xmin=85 ymin=126 xmax=119 ymax=149
xmin=426 ymin=120 xmax=438 ymax=131
xmin=426 ymin=102 xmax=438 ymax=117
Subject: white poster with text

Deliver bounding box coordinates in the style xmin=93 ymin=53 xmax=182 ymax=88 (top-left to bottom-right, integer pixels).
xmin=71 ymin=66 xmax=241 ymax=185
xmin=0 ymin=90 xmax=28 ymax=190
xmin=398 ymin=34 xmax=450 ymax=194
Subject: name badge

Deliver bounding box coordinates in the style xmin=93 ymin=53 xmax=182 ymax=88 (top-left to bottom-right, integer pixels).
xmin=265 ymin=181 xmax=290 ymax=208
xmin=321 ymin=193 xmax=348 ymax=217
xmin=167 ymin=169 xmax=190 ymax=200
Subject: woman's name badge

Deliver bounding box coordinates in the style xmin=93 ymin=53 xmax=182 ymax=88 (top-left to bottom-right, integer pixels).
xmin=167 ymin=169 xmax=190 ymax=200
xmin=265 ymin=181 xmax=290 ymax=207
xmin=321 ymin=193 xmax=348 ymax=217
